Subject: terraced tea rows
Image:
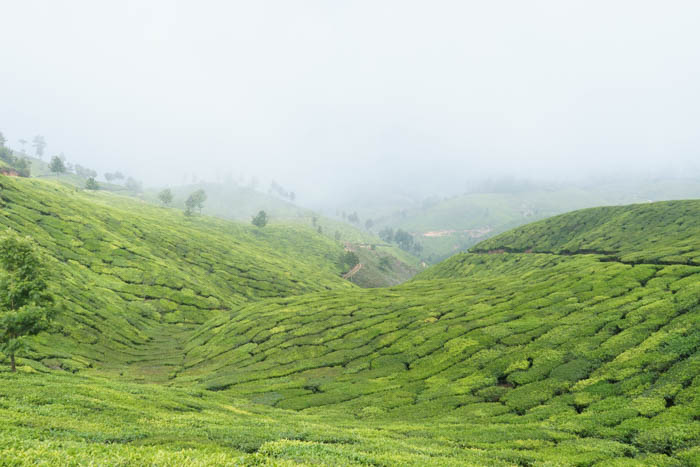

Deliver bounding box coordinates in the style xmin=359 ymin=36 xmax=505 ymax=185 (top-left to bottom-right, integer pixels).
xmin=1 ymin=177 xmax=699 ymax=465
xmin=473 ymin=200 xmax=700 ymax=265
xmin=0 ymin=177 xmax=353 ymax=373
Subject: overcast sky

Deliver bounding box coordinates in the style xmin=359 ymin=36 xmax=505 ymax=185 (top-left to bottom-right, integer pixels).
xmin=1 ymin=1 xmax=699 ymax=201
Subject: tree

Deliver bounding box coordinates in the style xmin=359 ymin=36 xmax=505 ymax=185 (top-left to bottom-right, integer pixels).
xmin=252 ymin=210 xmax=268 ymax=228
xmin=32 ymin=135 xmax=46 ymax=159
xmin=85 ymin=177 xmax=99 ymax=190
xmin=185 ymin=189 xmax=206 ymax=216
xmin=125 ymin=177 xmax=142 ymax=192
xmin=49 ymin=156 xmax=66 ymax=176
xmin=158 ymin=188 xmax=173 ymax=206
xmin=0 ymin=132 xmax=6 ymax=147
xmin=365 ymin=219 xmax=374 ymax=230
xmin=393 ymin=229 xmax=414 ymax=251
xmin=18 ymin=139 xmax=27 ymax=154
xmin=379 ymin=227 xmax=394 ymax=243
xmin=379 ymin=256 xmax=392 ymax=271
xmin=341 ymin=251 xmax=360 ymax=270
xmin=104 ymin=172 xmax=125 ymax=182
xmin=13 ymin=158 xmax=31 ymax=177
xmin=74 ymin=165 xmax=97 ymax=179
xmin=348 ymin=212 xmax=360 ymax=224
xmin=0 ymin=231 xmax=55 ymax=372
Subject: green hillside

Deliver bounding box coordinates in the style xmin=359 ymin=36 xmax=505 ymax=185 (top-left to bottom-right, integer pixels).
xmin=1 ymin=180 xmax=699 ymax=465
xmin=0 ymin=176 xmax=352 ymax=376
xmin=366 ymin=179 xmax=700 ymax=262
xmin=472 ymin=200 xmax=700 ymax=265
xmin=155 ymin=182 xmax=423 ymax=287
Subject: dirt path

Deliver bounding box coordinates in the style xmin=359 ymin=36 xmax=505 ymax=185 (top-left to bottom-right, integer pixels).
xmin=343 ymin=263 xmax=362 ymax=279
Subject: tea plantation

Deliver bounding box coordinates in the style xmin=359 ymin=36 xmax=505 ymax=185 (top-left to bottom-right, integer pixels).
xmin=0 ymin=177 xmax=353 ymax=376
xmin=1 ymin=177 xmax=699 ymax=465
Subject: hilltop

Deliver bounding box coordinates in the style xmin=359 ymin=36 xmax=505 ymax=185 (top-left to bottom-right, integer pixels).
xmin=0 ymin=181 xmax=698 ymax=465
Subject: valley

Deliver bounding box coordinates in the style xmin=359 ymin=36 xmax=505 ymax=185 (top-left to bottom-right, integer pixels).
xmin=1 ymin=176 xmax=698 ymax=465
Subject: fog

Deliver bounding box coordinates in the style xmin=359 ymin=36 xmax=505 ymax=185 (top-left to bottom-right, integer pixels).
xmin=2 ymin=1 xmax=699 ymax=206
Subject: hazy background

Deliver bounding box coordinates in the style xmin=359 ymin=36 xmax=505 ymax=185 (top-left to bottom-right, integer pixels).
xmin=2 ymin=0 xmax=699 ymax=205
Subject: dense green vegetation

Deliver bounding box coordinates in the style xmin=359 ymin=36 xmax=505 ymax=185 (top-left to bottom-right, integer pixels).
xmin=1 ymin=176 xmax=699 ymax=465
xmin=472 ymin=200 xmax=700 ymax=265
xmin=362 ymin=179 xmax=700 ymax=262
xmin=0 ymin=176 xmax=352 ymax=375
xmin=149 ymin=181 xmax=423 ymax=287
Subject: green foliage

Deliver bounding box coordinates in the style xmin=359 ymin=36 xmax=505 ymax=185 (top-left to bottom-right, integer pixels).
xmin=379 ymin=256 xmax=392 ymax=270
xmin=74 ymin=164 xmax=97 ymax=179
xmin=0 ymin=176 xmax=352 ymax=376
xmin=251 ymin=210 xmax=268 ymax=228
xmin=472 ymin=200 xmax=700 ymax=265
xmin=341 ymin=251 xmax=360 ymax=270
xmin=0 ymin=231 xmax=54 ymax=371
xmin=157 ymin=188 xmax=173 ymax=206
xmin=379 ymin=227 xmax=394 ymax=243
xmin=84 ymin=177 xmax=99 ymax=190
xmin=48 ymin=156 xmax=66 ymax=175
xmin=393 ymin=228 xmax=413 ymax=251
xmin=0 ymin=145 xmax=31 ymax=177
xmin=0 ymin=182 xmax=697 ymax=465
xmin=185 ymin=189 xmax=207 ymax=216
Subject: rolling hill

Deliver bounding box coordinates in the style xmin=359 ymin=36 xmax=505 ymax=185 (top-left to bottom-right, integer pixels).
xmin=1 ymin=177 xmax=698 ymax=465
xmin=363 ymin=179 xmax=700 ymax=262
xmin=0 ymin=176 xmax=353 ymax=376
xmin=151 ymin=181 xmax=424 ymax=287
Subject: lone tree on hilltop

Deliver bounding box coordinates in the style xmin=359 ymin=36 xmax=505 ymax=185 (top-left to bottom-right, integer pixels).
xmin=252 ymin=210 xmax=268 ymax=228
xmin=49 ymin=156 xmax=66 ymax=176
xmin=85 ymin=177 xmax=99 ymax=190
xmin=158 ymin=188 xmax=173 ymax=206
xmin=32 ymin=135 xmax=46 ymax=159
xmin=185 ymin=189 xmax=206 ymax=216
xmin=0 ymin=231 xmax=55 ymax=372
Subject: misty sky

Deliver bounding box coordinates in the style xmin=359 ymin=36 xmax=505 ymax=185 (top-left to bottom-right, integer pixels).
xmin=2 ymin=1 xmax=699 ymax=201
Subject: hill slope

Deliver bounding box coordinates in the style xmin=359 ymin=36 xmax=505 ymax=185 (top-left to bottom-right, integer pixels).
xmin=366 ymin=179 xmax=700 ymax=262
xmin=156 ymin=181 xmax=424 ymax=287
xmin=0 ymin=176 xmax=352 ymax=375
xmin=173 ymin=201 xmax=700 ymax=464
xmin=1 ymin=187 xmax=699 ymax=465
xmin=471 ymin=200 xmax=700 ymax=265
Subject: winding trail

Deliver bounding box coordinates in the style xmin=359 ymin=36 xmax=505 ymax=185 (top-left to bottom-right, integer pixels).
xmin=342 ymin=263 xmax=363 ymax=280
